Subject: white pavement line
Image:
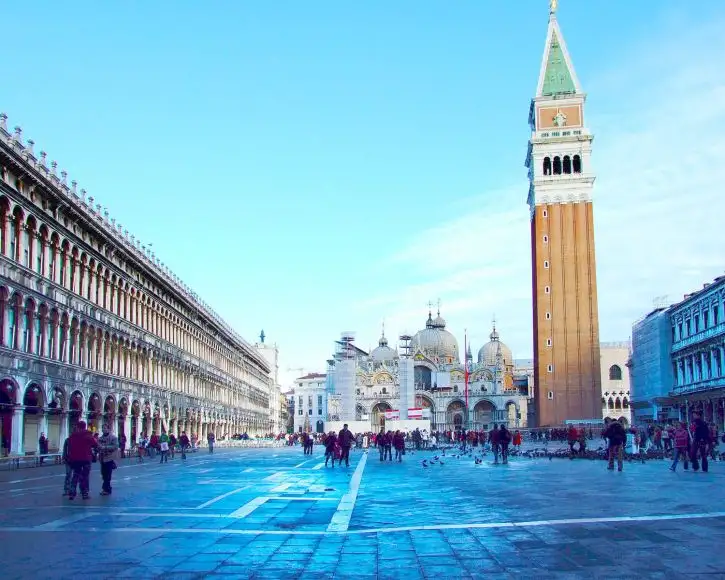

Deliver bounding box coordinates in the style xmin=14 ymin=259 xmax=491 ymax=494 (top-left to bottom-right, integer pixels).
xmin=270 ymin=482 xmax=291 ymax=492
xmin=194 ymin=485 xmax=251 ymax=509
xmin=267 ymin=497 xmax=337 ymax=501
xmin=294 ymin=459 xmax=316 ymax=468
xmin=229 ymin=496 xmax=269 ymax=518
xmin=8 ymin=510 xmax=725 ymax=536
xmin=263 ymin=472 xmax=285 ymax=481
xmin=35 ymin=512 xmax=91 ymax=530
xmin=326 ymin=453 xmax=368 ymax=533
xmin=243 ymin=468 xmax=254 ymax=473
xmin=312 ymin=462 xmax=325 ymax=470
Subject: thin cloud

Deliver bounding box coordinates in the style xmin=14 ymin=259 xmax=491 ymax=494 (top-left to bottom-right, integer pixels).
xmin=360 ymin=12 xmax=725 ymax=360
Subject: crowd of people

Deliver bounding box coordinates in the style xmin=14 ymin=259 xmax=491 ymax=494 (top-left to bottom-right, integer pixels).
xmin=600 ymin=413 xmax=716 ymax=473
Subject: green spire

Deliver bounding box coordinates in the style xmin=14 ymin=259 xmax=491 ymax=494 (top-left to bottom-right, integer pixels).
xmin=541 ymin=30 xmax=576 ymax=96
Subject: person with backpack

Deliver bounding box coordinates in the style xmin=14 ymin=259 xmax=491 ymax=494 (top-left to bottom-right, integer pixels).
xmin=603 ymin=418 xmax=627 ymax=471
xmin=670 ymin=421 xmax=691 ymax=472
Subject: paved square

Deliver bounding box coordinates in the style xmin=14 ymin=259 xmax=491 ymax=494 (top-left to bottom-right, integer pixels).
xmin=2 ymin=445 xmax=725 ymax=578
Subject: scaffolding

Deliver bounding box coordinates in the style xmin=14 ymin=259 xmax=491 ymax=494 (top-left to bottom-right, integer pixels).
xmin=335 ymin=332 xmax=357 ymax=422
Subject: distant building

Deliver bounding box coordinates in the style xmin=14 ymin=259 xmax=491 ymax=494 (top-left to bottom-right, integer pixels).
xmin=292 ymin=373 xmax=327 ymax=434
xmin=669 ymin=276 xmax=725 ymax=424
xmin=254 ymin=333 xmax=282 ymax=434
xmin=600 ymin=342 xmax=632 ymax=426
xmin=629 ymin=309 xmax=675 ymax=424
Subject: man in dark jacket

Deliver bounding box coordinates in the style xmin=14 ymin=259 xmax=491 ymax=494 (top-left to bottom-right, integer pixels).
xmin=489 ymin=423 xmax=500 ymax=464
xmin=499 ymin=424 xmax=512 ymax=464
xmin=66 ymin=421 xmax=98 ymax=500
xmin=603 ymin=419 xmax=627 ymax=472
xmin=691 ymin=412 xmax=711 ymax=473
xmin=338 ymin=424 xmax=354 ymax=467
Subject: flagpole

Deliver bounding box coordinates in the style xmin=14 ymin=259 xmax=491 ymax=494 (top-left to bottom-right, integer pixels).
xmin=464 ymin=328 xmax=469 ymax=431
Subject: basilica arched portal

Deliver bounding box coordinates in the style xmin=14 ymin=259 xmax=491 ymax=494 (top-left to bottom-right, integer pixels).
xmin=371 ymin=402 xmax=392 ymax=432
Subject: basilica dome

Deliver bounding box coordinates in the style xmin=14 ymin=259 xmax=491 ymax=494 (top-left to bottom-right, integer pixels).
xmin=477 ymin=325 xmax=513 ymax=367
xmin=370 ymin=334 xmax=398 ymax=364
xmin=412 ymin=311 xmax=459 ymax=362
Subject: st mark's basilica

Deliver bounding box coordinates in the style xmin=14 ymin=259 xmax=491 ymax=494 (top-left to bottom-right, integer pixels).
xmin=329 ymin=308 xmax=529 ymax=433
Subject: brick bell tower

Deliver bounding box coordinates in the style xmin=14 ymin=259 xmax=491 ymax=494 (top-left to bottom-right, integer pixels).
xmin=526 ymin=1 xmax=601 ymax=426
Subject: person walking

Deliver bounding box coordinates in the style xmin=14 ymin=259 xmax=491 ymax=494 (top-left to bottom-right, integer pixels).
xmin=38 ymin=432 xmax=49 ymax=465
xmin=324 ymin=431 xmax=337 ymax=468
xmin=691 ymin=412 xmax=711 ymax=473
xmin=207 ymin=431 xmax=215 ymax=454
xmin=489 ymin=423 xmax=500 ymax=464
xmin=61 ymin=435 xmax=72 ymax=497
xmin=98 ymin=426 xmax=119 ymax=496
xmin=168 ymin=433 xmax=177 ymax=460
xmin=393 ymin=430 xmax=405 ymax=462
xmin=499 ymin=424 xmax=512 ymax=464
xmin=159 ymin=431 xmax=170 ymax=463
xmin=179 ymin=431 xmax=190 ymax=460
xmin=670 ymin=421 xmax=691 ymax=472
xmin=338 ymin=424 xmax=354 ymax=468
xmin=603 ymin=418 xmax=626 ymax=472
xmin=66 ymin=421 xmax=98 ymax=500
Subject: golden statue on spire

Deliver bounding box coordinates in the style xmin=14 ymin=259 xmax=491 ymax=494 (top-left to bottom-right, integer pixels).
xmin=550 ymin=0 xmax=558 ymax=14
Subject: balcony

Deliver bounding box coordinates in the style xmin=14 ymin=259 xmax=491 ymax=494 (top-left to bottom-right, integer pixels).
xmin=672 ymin=376 xmax=725 ymax=396
xmin=672 ymin=321 xmax=725 ymax=353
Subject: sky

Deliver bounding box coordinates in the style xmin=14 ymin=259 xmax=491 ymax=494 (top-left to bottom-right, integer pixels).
xmin=3 ymin=1 xmax=725 ymax=389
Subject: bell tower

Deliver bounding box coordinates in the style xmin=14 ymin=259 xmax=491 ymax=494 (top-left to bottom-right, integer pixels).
xmin=526 ymin=2 xmax=601 ymax=426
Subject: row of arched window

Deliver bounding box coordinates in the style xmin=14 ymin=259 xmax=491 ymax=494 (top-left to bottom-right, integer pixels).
xmin=603 ymin=396 xmax=630 ymax=410
xmin=0 ymin=196 xmax=267 ymax=387
xmin=0 ymin=286 xmax=271 ymax=415
xmin=543 ymin=155 xmax=582 ymax=176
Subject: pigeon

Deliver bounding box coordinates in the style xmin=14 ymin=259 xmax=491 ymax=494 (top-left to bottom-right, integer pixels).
xmin=422 ymin=460 xmax=429 ymax=468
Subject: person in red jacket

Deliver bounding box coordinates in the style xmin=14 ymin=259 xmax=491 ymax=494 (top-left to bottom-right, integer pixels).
xmin=66 ymin=421 xmax=98 ymax=500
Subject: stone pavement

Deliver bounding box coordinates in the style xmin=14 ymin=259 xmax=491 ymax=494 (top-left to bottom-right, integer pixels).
xmin=1 ymin=445 xmax=725 ymax=579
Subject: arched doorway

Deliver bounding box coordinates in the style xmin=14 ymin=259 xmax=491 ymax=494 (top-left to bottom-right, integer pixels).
xmin=0 ymin=379 xmax=17 ymax=456
xmin=316 ymin=419 xmax=324 ymax=434
xmin=416 ymin=395 xmax=435 ymax=429
xmin=447 ymin=400 xmax=466 ymax=432
xmin=69 ymin=391 xmax=83 ymax=433
xmin=23 ymin=384 xmax=45 ymax=454
xmin=473 ymin=400 xmax=495 ymax=430
xmin=131 ymin=400 xmax=140 ymax=443
xmin=87 ymin=393 xmax=102 ymax=433
xmin=371 ymin=402 xmax=392 ymax=432
xmin=103 ymin=395 xmax=116 ymax=434
xmin=118 ymin=398 xmax=129 ymax=440
xmin=47 ymin=387 xmax=66 ymax=451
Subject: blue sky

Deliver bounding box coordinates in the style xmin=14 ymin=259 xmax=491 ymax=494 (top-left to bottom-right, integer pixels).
xmin=3 ymin=1 xmax=725 ymax=387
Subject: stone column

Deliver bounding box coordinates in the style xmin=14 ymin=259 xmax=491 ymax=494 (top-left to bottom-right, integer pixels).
xmin=11 ymin=407 xmax=24 ymax=455
xmin=59 ymin=412 xmax=69 ymax=447
xmin=1 ymin=214 xmax=10 ymax=258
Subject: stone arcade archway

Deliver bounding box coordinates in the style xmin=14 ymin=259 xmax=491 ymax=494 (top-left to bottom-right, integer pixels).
xmin=371 ymin=402 xmax=392 ymax=432
xmin=23 ymin=384 xmax=45 ymax=453
xmin=473 ymin=400 xmax=496 ymax=430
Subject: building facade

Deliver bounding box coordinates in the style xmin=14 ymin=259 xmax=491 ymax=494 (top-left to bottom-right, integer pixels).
xmin=326 ymin=310 xmax=529 ymax=433
xmin=253 ymin=332 xmax=282 ymax=434
xmin=668 ymin=276 xmax=725 ymax=425
xmin=292 ymin=373 xmax=327 ymax=433
xmin=526 ymin=4 xmax=602 ymax=426
xmin=600 ymin=341 xmax=632 ymax=426
xmin=629 ymin=308 xmax=675 ymax=424
xmin=0 ymin=114 xmax=271 ymax=456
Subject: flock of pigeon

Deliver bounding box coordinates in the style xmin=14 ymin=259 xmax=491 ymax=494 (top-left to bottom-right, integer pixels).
xmin=417 ymin=445 xmax=491 ymax=468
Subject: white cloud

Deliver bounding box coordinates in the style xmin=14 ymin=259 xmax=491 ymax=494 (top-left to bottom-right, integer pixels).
xmin=359 ymin=10 xmax=725 ymax=360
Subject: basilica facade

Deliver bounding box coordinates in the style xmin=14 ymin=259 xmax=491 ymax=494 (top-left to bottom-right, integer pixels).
xmin=345 ymin=310 xmax=528 ymax=432
xmin=0 ymin=114 xmax=274 ymax=456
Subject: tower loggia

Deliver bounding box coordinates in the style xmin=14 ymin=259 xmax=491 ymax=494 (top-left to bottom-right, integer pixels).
xmin=525 ymin=2 xmax=601 ymax=426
